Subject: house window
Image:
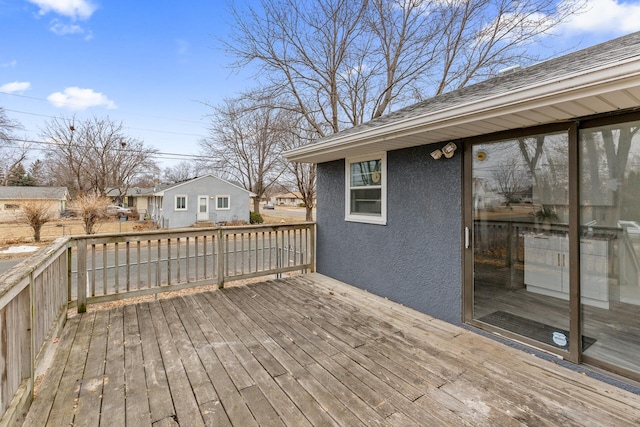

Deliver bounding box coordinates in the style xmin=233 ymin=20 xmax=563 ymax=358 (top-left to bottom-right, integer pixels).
xmin=216 ymin=196 xmax=230 ymax=210
xmin=175 ymin=195 xmax=187 ymax=211
xmin=345 ymin=153 xmax=386 ymax=224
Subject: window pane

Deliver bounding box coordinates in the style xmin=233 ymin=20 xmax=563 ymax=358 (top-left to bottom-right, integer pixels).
xmin=350 ymin=188 xmax=381 ymax=215
xmin=580 ymin=119 xmax=640 ymax=375
xmin=176 ymin=197 xmax=186 ymax=209
xmin=350 ymin=160 xmax=382 ymax=187
xmin=472 ymin=131 xmax=571 ymax=353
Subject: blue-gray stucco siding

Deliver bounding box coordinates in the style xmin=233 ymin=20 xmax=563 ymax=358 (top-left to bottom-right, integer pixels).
xmin=316 ymin=144 xmax=462 ymax=324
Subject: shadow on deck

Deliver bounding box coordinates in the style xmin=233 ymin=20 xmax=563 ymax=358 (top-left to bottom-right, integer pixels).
xmin=24 ymin=274 xmax=640 ymax=426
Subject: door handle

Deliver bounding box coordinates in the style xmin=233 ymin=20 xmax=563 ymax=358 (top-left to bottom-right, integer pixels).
xmin=465 ymin=227 xmax=470 ymax=249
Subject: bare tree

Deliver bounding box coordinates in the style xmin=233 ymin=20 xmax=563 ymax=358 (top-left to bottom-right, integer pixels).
xmin=280 ymin=125 xmax=317 ymax=221
xmin=130 ymin=163 xmax=161 ymax=188
xmin=492 ymin=155 xmax=527 ymax=205
xmin=41 ymin=115 xmax=159 ymax=197
xmin=162 ymin=160 xmax=208 ymax=184
xmin=226 ymin=0 xmax=584 ymax=135
xmin=581 ymin=123 xmax=640 ymax=226
xmin=0 ymin=107 xmax=30 ymax=186
xmin=201 ymin=95 xmax=289 ymax=213
xmin=0 ymin=107 xmax=19 ymax=141
xmin=225 ymin=0 xmax=583 ymax=221
xmin=72 ymin=194 xmax=111 ymax=235
xmin=28 ymin=160 xmax=47 ymax=186
xmin=17 ymin=199 xmax=55 ymax=242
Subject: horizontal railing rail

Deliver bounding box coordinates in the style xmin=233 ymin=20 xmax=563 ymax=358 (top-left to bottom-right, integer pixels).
xmin=0 ymin=222 xmax=315 ymax=425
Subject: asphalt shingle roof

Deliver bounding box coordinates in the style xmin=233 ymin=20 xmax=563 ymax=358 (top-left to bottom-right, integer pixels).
xmin=0 ymin=186 xmax=68 ymax=200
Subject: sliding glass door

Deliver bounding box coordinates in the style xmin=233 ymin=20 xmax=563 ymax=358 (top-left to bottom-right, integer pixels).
xmin=579 ymin=119 xmax=640 ymax=376
xmin=470 ymin=130 xmax=573 ymax=354
xmin=467 ymin=116 xmax=640 ymax=377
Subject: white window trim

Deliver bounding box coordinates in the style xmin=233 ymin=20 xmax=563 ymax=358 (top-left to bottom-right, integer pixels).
xmin=175 ymin=194 xmax=188 ymax=211
xmin=345 ymin=152 xmax=387 ymax=225
xmin=216 ymin=195 xmax=231 ymax=210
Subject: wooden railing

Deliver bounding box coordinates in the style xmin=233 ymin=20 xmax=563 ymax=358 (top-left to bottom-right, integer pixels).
xmin=0 ymin=222 xmax=315 ymax=425
xmin=0 ymin=237 xmax=70 ymax=427
xmin=70 ymin=223 xmax=315 ymax=312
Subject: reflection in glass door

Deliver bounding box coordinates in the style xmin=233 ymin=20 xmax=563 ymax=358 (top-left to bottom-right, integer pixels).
xmin=471 ymin=131 xmax=573 ymax=353
xmin=579 ymin=119 xmax=640 ymax=376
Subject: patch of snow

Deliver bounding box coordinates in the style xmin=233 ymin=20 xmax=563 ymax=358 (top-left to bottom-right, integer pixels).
xmin=0 ymin=245 xmax=40 ymax=254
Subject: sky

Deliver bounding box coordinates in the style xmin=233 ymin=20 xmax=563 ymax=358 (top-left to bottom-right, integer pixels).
xmin=2 ymin=0 xmax=640 ymax=170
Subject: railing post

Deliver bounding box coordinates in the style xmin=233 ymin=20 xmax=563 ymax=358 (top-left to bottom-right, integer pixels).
xmin=310 ymin=224 xmax=316 ymax=273
xmin=29 ymin=271 xmax=35 ymax=402
xmin=67 ymin=245 xmax=72 ymax=305
xmin=276 ymin=228 xmax=281 ymax=279
xmin=77 ymin=239 xmax=87 ymax=313
xmin=217 ymin=228 xmax=224 ymax=289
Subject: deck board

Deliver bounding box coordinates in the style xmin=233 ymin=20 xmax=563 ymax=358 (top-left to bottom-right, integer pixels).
xmin=99 ymin=307 xmax=125 ymax=427
xmin=24 ymin=273 xmax=640 ymax=426
xmin=74 ymin=309 xmax=109 ymax=427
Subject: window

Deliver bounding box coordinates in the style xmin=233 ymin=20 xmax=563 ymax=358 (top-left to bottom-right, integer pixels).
xmin=345 ymin=153 xmax=386 ymax=224
xmin=4 ymin=204 xmax=20 ymax=210
xmin=175 ymin=195 xmax=187 ymax=211
xmin=216 ymin=195 xmax=230 ymax=210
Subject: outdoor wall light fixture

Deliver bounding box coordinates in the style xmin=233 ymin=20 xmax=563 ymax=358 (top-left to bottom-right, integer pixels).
xmin=430 ymin=142 xmax=457 ymax=159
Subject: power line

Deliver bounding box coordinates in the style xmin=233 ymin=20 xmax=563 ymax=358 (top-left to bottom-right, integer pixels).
xmin=10 ymin=136 xmax=212 ymax=162
xmin=0 ymin=92 xmax=210 ymax=138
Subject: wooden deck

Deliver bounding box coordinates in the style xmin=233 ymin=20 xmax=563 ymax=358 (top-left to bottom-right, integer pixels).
xmin=24 ymin=273 xmax=640 ymax=426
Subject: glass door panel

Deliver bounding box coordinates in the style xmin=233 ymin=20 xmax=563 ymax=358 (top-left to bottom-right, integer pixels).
xmin=197 ymin=196 xmax=208 ymax=221
xmin=579 ymin=120 xmax=640 ymax=375
xmin=472 ymin=131 xmax=572 ymax=352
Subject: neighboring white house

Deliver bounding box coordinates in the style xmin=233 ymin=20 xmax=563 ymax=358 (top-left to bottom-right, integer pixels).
xmin=0 ymin=186 xmax=69 ymax=222
xmin=273 ymin=192 xmax=304 ymax=206
xmin=119 ymin=175 xmax=254 ymax=228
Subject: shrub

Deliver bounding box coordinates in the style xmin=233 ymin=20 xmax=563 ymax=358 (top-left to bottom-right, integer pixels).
xmin=250 ymin=211 xmax=264 ymax=224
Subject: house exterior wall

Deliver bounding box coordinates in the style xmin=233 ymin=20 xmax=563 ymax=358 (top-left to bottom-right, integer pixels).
xmin=275 ymin=196 xmax=302 ymax=206
xmin=163 ymin=177 xmax=250 ymax=228
xmin=316 ymin=144 xmax=463 ymax=324
xmin=0 ymin=198 xmax=65 ymax=222
xmin=129 ymin=196 xmax=149 ymax=213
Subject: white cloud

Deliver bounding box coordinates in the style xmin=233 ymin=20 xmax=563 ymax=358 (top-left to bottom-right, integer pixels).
xmin=49 ymin=19 xmax=93 ymax=39
xmin=559 ymin=0 xmax=640 ymax=35
xmin=50 ymin=20 xmax=83 ymax=35
xmin=1 ymin=60 xmax=17 ymax=68
xmin=0 ymin=82 xmax=31 ymax=93
xmin=27 ymin=0 xmax=97 ymax=20
xmin=47 ymin=87 xmax=116 ymax=110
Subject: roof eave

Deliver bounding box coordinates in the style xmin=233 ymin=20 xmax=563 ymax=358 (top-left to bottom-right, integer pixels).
xmin=285 ymin=57 xmax=640 ymax=164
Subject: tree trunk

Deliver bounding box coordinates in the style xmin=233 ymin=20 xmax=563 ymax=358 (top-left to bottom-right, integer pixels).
xmin=253 ymin=197 xmax=261 ymax=215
